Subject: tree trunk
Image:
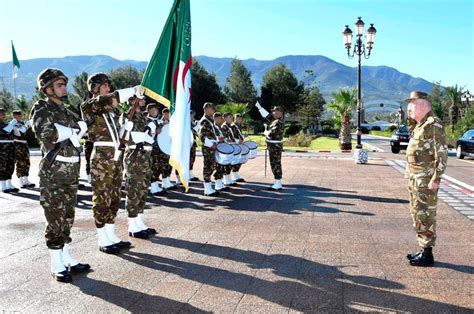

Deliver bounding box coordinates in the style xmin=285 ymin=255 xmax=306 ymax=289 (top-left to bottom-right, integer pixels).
xmin=339 ymin=117 xmax=352 ymax=150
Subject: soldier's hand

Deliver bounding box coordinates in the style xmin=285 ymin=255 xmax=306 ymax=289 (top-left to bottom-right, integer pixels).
xmin=428 ymin=181 xmax=439 ymax=191
xmin=211 ymin=144 xmax=217 ymax=150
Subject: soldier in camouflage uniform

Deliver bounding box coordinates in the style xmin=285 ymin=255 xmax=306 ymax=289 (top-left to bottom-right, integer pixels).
xmin=221 ymin=112 xmax=238 ymax=186
xmin=256 ymin=103 xmax=285 ymax=190
xmin=212 ymin=112 xmax=229 ymax=192
xmin=81 ymin=72 xmax=140 ymax=254
xmin=199 ymin=102 xmax=220 ymax=196
xmin=12 ymin=110 xmax=35 ymax=188
xmin=147 ymin=103 xmax=166 ymax=196
xmin=231 ymin=113 xmax=246 ymax=182
xmin=32 ymin=68 xmax=90 ymax=282
xmin=189 ymin=110 xmax=199 ymax=181
xmin=120 ymin=96 xmax=157 ymax=239
xmin=0 ymin=108 xmax=19 ymax=193
xmin=404 ymin=91 xmax=448 ymax=267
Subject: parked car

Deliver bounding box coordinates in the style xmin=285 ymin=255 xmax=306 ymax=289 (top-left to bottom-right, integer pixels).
xmin=390 ymin=125 xmax=410 ymax=154
xmin=456 ymin=129 xmax=474 ymax=159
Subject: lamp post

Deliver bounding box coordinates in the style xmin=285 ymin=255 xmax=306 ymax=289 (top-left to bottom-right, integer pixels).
xmin=461 ymin=90 xmax=473 ymax=117
xmin=343 ymin=17 xmax=377 ymax=164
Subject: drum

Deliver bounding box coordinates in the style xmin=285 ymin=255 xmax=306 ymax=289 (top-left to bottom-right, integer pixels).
xmin=215 ymin=143 xmax=234 ymax=165
xmin=230 ymin=144 xmax=242 ymax=165
xmin=157 ymin=124 xmax=172 ymax=155
xmin=244 ymin=141 xmax=258 ymax=159
xmin=239 ymin=143 xmax=250 ymax=164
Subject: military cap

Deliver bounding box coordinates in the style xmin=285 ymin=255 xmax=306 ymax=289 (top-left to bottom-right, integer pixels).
xmin=37 ymin=68 xmax=68 ymax=92
xmin=272 ymin=106 xmax=283 ymax=112
xmin=147 ymin=103 xmax=158 ymax=111
xmin=203 ymin=102 xmax=215 ymax=110
xmin=87 ymin=73 xmax=111 ymax=93
xmin=404 ymin=91 xmax=429 ymax=103
xmin=12 ymin=110 xmax=22 ymax=115
xmin=223 ymin=112 xmax=233 ymax=118
xmin=213 ymin=112 xmax=222 ymax=118
xmin=162 ymin=108 xmax=170 ymax=114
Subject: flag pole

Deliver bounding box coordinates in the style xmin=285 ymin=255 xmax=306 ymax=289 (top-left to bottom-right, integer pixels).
xmin=11 ymin=40 xmax=17 ymax=107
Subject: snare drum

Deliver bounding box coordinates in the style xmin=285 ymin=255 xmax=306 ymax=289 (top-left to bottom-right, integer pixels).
xmin=239 ymin=143 xmax=250 ymax=164
xmin=244 ymin=141 xmax=258 ymax=159
xmin=214 ymin=143 xmax=234 ymax=165
xmin=230 ymin=144 xmax=242 ymax=165
xmin=157 ymin=124 xmax=172 ymax=155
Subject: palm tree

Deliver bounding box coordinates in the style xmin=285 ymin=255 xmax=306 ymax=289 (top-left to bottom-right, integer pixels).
xmin=327 ymin=88 xmax=357 ymax=150
xmin=444 ymin=85 xmax=463 ymax=132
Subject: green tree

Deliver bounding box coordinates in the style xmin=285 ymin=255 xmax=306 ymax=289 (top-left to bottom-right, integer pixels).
xmin=430 ymin=81 xmax=447 ymax=122
xmin=109 ymin=65 xmax=143 ymax=90
xmin=260 ymin=64 xmax=303 ymax=114
xmin=224 ymin=58 xmax=257 ymax=105
xmin=16 ymin=94 xmax=30 ymax=112
xmin=0 ymin=88 xmax=14 ymax=114
xmin=73 ymin=71 xmax=89 ymax=100
xmin=191 ymin=60 xmax=226 ymax=117
xmin=297 ymin=87 xmax=325 ymax=133
xmin=326 ymin=88 xmax=357 ymax=150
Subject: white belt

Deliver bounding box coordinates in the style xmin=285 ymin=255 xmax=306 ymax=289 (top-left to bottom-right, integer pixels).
xmin=0 ymin=140 xmax=14 ymax=143
xmin=266 ymin=139 xmax=283 ymax=144
xmin=127 ymin=145 xmax=153 ymax=151
xmin=93 ymin=141 xmax=116 ymax=148
xmin=14 ymin=139 xmax=27 ymax=144
xmin=56 ymin=155 xmax=80 ymax=163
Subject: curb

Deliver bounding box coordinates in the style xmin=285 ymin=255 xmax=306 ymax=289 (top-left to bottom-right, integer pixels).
xmin=282 ymin=149 xmax=379 ymax=153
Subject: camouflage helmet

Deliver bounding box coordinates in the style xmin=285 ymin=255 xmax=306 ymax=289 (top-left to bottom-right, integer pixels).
xmin=87 ymin=72 xmax=111 ymax=93
xmin=37 ymin=68 xmax=68 ymax=92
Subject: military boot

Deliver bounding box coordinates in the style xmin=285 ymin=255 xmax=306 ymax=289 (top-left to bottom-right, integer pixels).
xmin=406 ymin=249 xmax=423 ymax=260
xmin=409 ymin=247 xmax=434 ymax=267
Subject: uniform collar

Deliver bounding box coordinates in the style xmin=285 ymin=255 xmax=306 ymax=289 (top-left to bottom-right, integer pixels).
xmin=418 ymin=111 xmax=434 ymax=125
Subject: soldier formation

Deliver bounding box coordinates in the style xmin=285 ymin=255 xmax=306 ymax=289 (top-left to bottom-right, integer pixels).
xmin=1 ymin=66 xmax=444 ymax=282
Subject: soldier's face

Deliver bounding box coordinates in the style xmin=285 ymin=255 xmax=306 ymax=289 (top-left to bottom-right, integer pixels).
xmin=225 ymin=116 xmax=233 ymax=124
xmin=148 ymin=108 xmax=158 ymax=117
xmin=408 ymin=100 xmax=427 ymax=122
xmin=0 ymin=112 xmax=4 ymax=120
xmin=99 ymin=82 xmax=111 ymax=95
xmin=205 ymin=107 xmax=215 ymax=116
xmin=215 ymin=116 xmax=223 ymax=125
xmin=236 ymin=117 xmax=243 ymax=125
xmin=163 ymin=113 xmax=169 ymax=120
xmin=273 ymin=110 xmax=283 ymax=119
xmin=50 ymin=79 xmax=68 ymax=101
xmin=13 ymin=114 xmax=21 ymax=121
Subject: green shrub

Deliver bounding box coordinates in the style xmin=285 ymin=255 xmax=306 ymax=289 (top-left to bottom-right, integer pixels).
xmin=286 ymin=131 xmax=313 ymax=147
xmin=388 ymin=125 xmax=397 ymax=132
xmin=322 ymin=124 xmax=336 ymax=135
xmin=284 ymin=122 xmax=302 ymax=136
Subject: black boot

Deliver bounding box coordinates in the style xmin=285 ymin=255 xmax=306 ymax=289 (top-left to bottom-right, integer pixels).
xmin=114 ymin=241 xmax=132 ymax=249
xmin=99 ymin=244 xmax=121 ymax=254
xmin=145 ymin=228 xmax=157 ymax=235
xmin=129 ymin=230 xmax=149 ymax=239
xmin=68 ymin=263 xmax=91 ymax=274
xmin=52 ymin=270 xmax=73 ymax=283
xmin=406 ymin=249 xmax=423 ymax=260
xmin=409 ymin=247 xmax=434 ymax=267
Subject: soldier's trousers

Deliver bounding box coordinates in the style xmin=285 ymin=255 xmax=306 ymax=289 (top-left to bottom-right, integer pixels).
xmin=0 ymin=142 xmax=15 ymax=180
xmin=14 ymin=142 xmax=30 ymax=178
xmin=268 ymin=143 xmax=283 ymax=180
xmin=232 ymin=164 xmax=241 ymax=172
xmin=39 ymin=158 xmax=80 ymax=249
xmin=90 ymin=148 xmax=123 ymax=228
xmin=151 ymin=147 xmax=162 ymax=183
xmin=408 ymin=175 xmax=437 ymax=248
xmin=84 ymin=140 xmax=93 ymax=175
xmin=124 ymin=149 xmax=151 ymax=218
xmin=202 ymin=146 xmax=216 ymax=182
xmin=224 ymin=165 xmax=233 ymax=175
xmin=190 ymin=143 xmax=197 ymax=170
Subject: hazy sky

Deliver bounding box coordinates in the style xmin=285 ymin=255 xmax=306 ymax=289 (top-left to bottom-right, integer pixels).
xmin=1 ymin=0 xmax=473 ymax=90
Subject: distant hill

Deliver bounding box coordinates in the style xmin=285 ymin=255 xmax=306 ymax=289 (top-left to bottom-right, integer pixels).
xmin=0 ymin=54 xmax=432 ymax=101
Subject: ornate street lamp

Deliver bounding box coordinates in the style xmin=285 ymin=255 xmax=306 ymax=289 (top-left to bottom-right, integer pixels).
xmin=343 ymin=17 xmax=377 ymax=164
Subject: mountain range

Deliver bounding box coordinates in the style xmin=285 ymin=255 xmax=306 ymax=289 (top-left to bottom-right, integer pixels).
xmin=0 ymin=54 xmax=433 ymax=101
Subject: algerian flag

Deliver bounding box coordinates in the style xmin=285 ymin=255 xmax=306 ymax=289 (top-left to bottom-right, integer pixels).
xmin=12 ymin=41 xmax=20 ymax=80
xmin=141 ymin=0 xmax=192 ymax=191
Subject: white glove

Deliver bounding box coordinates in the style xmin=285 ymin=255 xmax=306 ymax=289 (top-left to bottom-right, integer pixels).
xmin=259 ymin=107 xmax=270 ymax=118
xmin=131 ymin=131 xmax=154 ymax=145
xmin=24 ymin=119 xmax=32 ymax=128
xmin=255 ymin=101 xmax=262 ymax=110
xmin=69 ymin=131 xmax=81 ymax=148
xmin=54 ymin=123 xmax=74 ymax=143
xmin=116 ymin=87 xmax=136 ymax=103
xmin=13 ymin=126 xmax=21 ymax=137
xmin=204 ymin=137 xmax=216 ymax=148
xmin=192 ymin=122 xmax=200 ymax=132
xmin=264 ymin=130 xmax=271 ymax=137
xmin=124 ymin=120 xmax=134 ymax=132
xmin=76 ymin=121 xmax=87 ymax=138
xmin=3 ymin=119 xmax=18 ymax=133
xmin=134 ymin=85 xmax=144 ymax=99
xmin=147 ymin=122 xmax=157 ymax=135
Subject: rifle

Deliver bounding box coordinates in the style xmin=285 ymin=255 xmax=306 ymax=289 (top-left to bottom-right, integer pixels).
xmin=44 ymin=117 xmax=95 ymax=167
xmin=119 ymin=96 xmax=142 ymax=151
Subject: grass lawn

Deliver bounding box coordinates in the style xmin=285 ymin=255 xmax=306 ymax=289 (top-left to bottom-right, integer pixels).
xmin=370 ymin=130 xmax=393 ymax=137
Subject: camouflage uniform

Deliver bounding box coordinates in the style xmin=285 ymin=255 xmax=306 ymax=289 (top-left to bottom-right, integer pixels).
xmin=147 ymin=115 xmax=163 ymax=183
xmin=0 ymin=120 xmax=16 ymax=182
xmin=231 ymin=123 xmax=245 ymax=173
xmin=32 ymin=100 xmax=81 ymax=249
xmin=406 ymin=111 xmax=448 ymax=248
xmin=265 ymin=115 xmax=284 ymax=180
xmin=221 ymin=122 xmax=236 ymax=176
xmin=199 ymin=115 xmax=218 ymax=182
xmin=13 ymin=121 xmax=31 ymax=178
xmin=121 ymin=109 xmax=152 ymax=218
xmin=213 ymin=123 xmax=226 ymax=180
xmin=84 ymin=140 xmax=93 ymax=177
xmin=190 ymin=120 xmax=198 ymax=170
xmin=81 ymin=94 xmax=123 ymax=228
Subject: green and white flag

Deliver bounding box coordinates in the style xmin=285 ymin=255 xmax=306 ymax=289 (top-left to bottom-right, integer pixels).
xmin=141 ymin=0 xmax=192 ymax=191
xmin=11 ymin=41 xmax=20 ymax=79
